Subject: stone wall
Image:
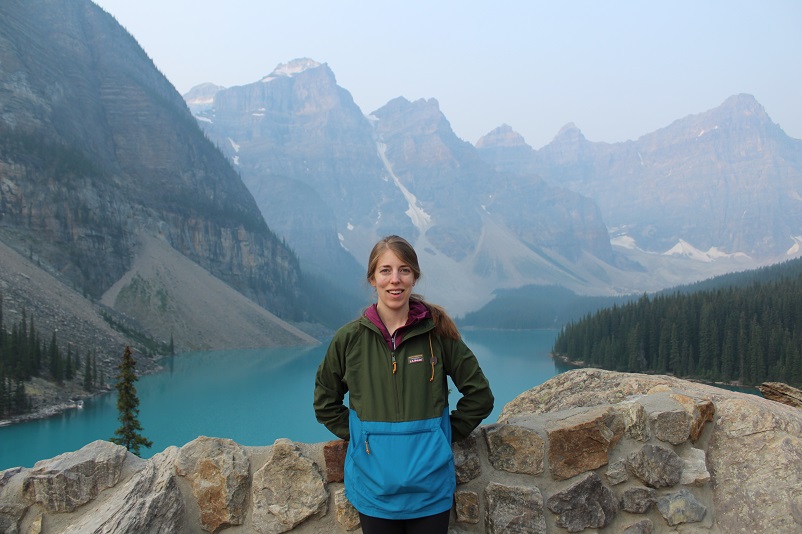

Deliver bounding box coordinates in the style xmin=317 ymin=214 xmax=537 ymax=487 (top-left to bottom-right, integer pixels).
xmin=2 ymin=369 xmax=801 ymax=533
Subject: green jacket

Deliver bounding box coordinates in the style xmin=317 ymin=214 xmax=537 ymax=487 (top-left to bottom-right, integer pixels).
xmin=313 ymin=315 xmax=494 ymax=442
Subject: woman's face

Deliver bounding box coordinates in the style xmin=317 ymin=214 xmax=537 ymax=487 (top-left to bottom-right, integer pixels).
xmin=370 ymin=249 xmax=416 ymax=314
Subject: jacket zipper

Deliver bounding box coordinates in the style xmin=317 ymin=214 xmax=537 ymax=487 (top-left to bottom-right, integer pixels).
xmin=391 ymin=333 xmax=400 ymax=421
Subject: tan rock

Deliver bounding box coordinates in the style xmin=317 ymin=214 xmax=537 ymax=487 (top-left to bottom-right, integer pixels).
xmin=758 ymin=381 xmax=802 ymax=408
xmin=251 ymin=439 xmax=328 ymax=534
xmin=334 ymin=488 xmax=360 ymax=531
xmin=174 ymin=436 xmax=250 ymax=532
xmin=670 ymin=393 xmax=715 ymax=441
xmin=454 ymin=490 xmax=480 ymax=524
xmin=708 ymin=396 xmax=802 ymax=532
xmin=546 ymin=407 xmax=624 ymax=480
xmin=679 ymin=447 xmax=710 ymax=487
xmin=615 ymin=400 xmax=651 ymax=441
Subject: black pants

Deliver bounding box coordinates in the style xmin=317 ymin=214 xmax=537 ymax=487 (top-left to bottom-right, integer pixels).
xmin=358 ymin=509 xmax=451 ymax=534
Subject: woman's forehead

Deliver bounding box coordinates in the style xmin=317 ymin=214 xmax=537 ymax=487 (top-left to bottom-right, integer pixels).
xmin=375 ymin=249 xmax=406 ymax=266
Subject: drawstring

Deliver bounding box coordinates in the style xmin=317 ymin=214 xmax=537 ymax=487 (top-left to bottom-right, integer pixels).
xmin=429 ymin=333 xmax=437 ymax=382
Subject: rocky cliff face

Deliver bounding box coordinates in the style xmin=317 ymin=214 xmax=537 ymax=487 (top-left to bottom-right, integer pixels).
xmin=188 ymin=63 xmax=618 ymax=314
xmin=0 ymin=0 xmax=312 ymax=352
xmin=480 ymin=94 xmax=802 ymax=261
xmin=2 ymin=369 xmax=799 ymax=533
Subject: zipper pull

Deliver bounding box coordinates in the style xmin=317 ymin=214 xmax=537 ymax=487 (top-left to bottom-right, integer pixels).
xmin=365 ymin=434 xmax=371 ymax=454
xmin=392 ymin=354 xmax=397 ymax=374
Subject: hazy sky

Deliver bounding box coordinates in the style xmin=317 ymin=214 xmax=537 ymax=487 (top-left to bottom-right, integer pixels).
xmin=92 ymin=0 xmax=801 ymax=149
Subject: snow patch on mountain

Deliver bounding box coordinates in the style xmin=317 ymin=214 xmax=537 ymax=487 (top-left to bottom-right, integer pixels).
xmin=376 ymin=143 xmax=432 ymax=232
xmin=787 ymin=236 xmax=802 ymax=256
xmin=261 ymin=58 xmax=321 ymax=83
xmin=697 ymin=126 xmax=720 ymax=137
xmin=611 ymin=235 xmax=638 ymax=249
xmin=663 ymin=240 xmax=750 ymax=262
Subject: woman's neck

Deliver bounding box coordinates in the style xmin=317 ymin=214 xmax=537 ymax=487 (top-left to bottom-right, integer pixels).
xmin=376 ymin=303 xmax=409 ymax=334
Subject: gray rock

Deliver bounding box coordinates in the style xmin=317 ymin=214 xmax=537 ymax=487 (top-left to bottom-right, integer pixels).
xmin=623 ymin=518 xmax=653 ymax=534
xmin=453 ymin=429 xmax=482 ymax=483
xmin=620 ymin=486 xmax=656 ymax=513
xmin=0 ymin=467 xmax=28 ymax=534
xmin=60 ymin=447 xmax=184 ymax=533
xmin=484 ymin=482 xmax=546 ymax=534
xmin=484 ymin=423 xmax=544 ymax=475
xmin=627 ymin=443 xmax=683 ymax=488
xmin=546 ymin=472 xmax=618 ymax=532
xmin=650 ymin=408 xmax=692 ymax=444
xmin=22 ymin=440 xmax=130 ymax=513
xmin=605 ymin=459 xmax=629 ymax=485
xmin=656 ymin=488 xmax=707 ymax=526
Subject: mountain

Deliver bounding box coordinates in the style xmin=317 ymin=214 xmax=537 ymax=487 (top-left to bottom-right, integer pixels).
xmin=0 ymin=0 xmax=317 ymax=353
xmin=186 ymin=60 xmax=627 ymax=314
xmin=479 ymin=94 xmax=802 ymax=261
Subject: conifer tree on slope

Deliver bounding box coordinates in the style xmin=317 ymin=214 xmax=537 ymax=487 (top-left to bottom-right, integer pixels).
xmin=110 ymin=346 xmax=152 ymax=456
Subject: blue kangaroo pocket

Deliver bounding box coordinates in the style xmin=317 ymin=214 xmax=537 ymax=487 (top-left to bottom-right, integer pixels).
xmin=349 ymin=418 xmax=454 ymax=498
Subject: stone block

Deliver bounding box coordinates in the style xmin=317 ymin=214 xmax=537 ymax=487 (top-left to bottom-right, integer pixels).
xmin=484 ymin=423 xmax=544 ymax=476
xmin=546 ymin=407 xmax=624 ymax=480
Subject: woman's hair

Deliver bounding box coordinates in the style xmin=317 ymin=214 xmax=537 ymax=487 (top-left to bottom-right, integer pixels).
xmin=367 ymin=235 xmax=460 ymax=340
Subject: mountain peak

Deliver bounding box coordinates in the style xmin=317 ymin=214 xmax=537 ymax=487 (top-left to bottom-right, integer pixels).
xmin=261 ymin=58 xmax=323 ymax=82
xmin=720 ymin=93 xmax=762 ymax=112
xmin=183 ymin=83 xmax=225 ymax=106
xmin=476 ymin=124 xmax=530 ymax=149
xmin=551 ymin=122 xmax=587 ymax=144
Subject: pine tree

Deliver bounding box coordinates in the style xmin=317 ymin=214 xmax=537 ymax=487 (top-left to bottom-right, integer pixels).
xmin=83 ymin=351 xmax=93 ymax=391
xmin=65 ymin=344 xmax=73 ymax=380
xmin=110 ymin=347 xmax=152 ymax=456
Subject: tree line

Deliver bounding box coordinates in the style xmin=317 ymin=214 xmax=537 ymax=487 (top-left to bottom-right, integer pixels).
xmin=552 ymin=259 xmax=802 ymax=388
xmin=0 ymin=293 xmax=103 ymax=418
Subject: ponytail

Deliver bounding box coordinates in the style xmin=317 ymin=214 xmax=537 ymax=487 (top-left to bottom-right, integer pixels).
xmin=411 ymin=295 xmax=460 ymax=340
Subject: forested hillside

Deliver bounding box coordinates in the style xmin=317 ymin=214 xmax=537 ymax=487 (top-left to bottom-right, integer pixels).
xmin=552 ymin=259 xmax=802 ymax=388
xmin=0 ymin=294 xmax=108 ymax=418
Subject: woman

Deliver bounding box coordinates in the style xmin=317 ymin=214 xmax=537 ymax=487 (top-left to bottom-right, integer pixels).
xmin=313 ymin=235 xmax=494 ymax=533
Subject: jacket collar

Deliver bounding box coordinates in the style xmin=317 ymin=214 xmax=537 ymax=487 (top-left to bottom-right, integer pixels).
xmin=364 ymin=300 xmax=431 ymax=349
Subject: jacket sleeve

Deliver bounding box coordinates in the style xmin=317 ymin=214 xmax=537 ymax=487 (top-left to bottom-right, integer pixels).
xmin=313 ymin=331 xmax=351 ymax=441
xmin=443 ymin=336 xmax=494 ymax=441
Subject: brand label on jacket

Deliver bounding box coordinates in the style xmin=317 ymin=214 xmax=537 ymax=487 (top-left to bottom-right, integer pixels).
xmin=407 ymin=355 xmax=424 ymax=364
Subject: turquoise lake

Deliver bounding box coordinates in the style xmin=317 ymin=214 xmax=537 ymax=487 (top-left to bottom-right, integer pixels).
xmin=0 ymin=329 xmax=562 ymax=470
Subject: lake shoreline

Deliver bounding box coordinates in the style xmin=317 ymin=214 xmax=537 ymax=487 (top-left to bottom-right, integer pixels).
xmin=551 ymin=352 xmax=762 ymax=394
